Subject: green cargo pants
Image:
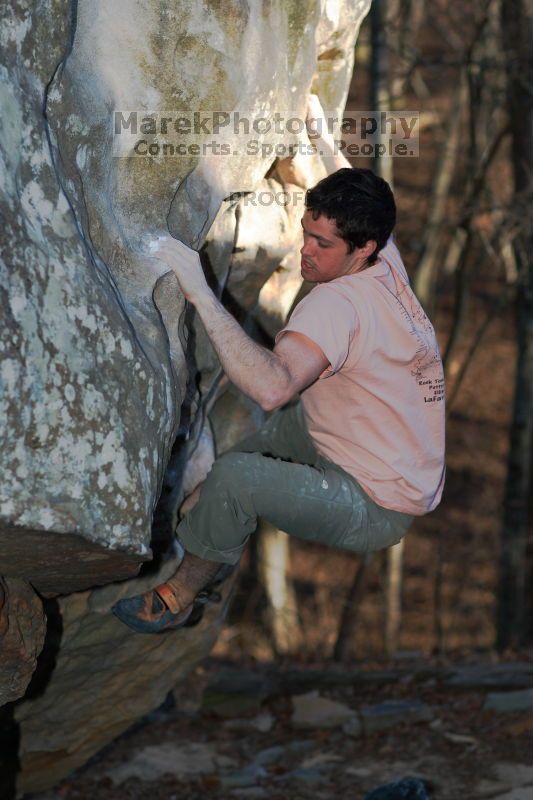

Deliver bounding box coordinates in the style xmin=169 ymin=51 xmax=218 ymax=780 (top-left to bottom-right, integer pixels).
xmin=176 ymin=400 xmax=413 ymax=565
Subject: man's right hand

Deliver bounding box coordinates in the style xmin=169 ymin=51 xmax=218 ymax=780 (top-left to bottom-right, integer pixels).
xmin=150 ymin=236 xmax=211 ymax=305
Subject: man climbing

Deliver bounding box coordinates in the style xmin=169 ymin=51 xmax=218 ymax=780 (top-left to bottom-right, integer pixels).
xmin=113 ymin=97 xmax=445 ymax=633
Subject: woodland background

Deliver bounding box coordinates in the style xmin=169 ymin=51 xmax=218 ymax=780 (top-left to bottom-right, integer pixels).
xmin=21 ymin=2 xmax=533 ymax=798
xmin=214 ymin=0 xmax=533 ymax=666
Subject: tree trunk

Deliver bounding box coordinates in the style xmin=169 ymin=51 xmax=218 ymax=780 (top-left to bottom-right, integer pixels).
xmin=384 ymin=540 xmax=405 ymax=656
xmin=389 ymin=0 xmax=427 ymax=104
xmin=370 ymin=0 xmax=394 ymax=186
xmin=414 ymin=73 xmax=468 ymax=310
xmin=333 ymin=555 xmax=372 ymax=661
xmin=257 ymin=522 xmax=301 ymax=655
xmin=497 ymin=0 xmax=533 ymax=649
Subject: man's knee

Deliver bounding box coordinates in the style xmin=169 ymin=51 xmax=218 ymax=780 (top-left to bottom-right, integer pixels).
xmin=207 ymin=450 xmax=264 ymax=490
xmin=363 ymin=517 xmax=410 ymax=553
xmin=366 ymin=529 xmax=405 ymax=553
xmin=200 ymin=451 xmax=265 ymax=527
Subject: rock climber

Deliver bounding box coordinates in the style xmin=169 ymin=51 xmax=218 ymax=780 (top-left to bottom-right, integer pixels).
xmin=113 ymin=96 xmax=445 ymax=633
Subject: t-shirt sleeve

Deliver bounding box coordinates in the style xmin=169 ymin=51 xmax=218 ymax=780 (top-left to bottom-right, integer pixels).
xmin=274 ymin=285 xmax=358 ymax=377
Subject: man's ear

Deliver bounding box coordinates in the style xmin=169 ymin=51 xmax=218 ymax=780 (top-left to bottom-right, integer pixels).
xmin=361 ymin=240 xmax=378 ymax=260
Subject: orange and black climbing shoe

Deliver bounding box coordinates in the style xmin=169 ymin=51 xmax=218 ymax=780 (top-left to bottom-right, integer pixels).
xmin=111 ymin=564 xmax=234 ymax=634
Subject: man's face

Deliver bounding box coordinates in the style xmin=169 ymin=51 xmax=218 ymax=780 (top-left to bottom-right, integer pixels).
xmin=299 ymin=209 xmax=371 ymax=283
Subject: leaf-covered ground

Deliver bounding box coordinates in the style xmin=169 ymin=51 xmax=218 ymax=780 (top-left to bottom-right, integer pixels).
xmin=32 ymin=655 xmax=533 ymax=800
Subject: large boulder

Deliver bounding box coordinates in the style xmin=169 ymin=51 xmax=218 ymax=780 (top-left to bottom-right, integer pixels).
xmin=0 ymin=0 xmax=371 ymax=792
xmin=13 ymin=554 xmax=235 ymax=795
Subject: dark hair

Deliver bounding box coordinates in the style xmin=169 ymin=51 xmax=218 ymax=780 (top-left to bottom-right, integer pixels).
xmin=305 ymin=168 xmax=396 ymax=265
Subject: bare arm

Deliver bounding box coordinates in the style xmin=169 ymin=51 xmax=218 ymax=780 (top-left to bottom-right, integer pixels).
xmin=306 ymin=94 xmax=352 ymax=174
xmin=151 ymin=238 xmax=329 ymax=411
xmin=194 ymin=290 xmax=328 ymax=410
xmin=275 ymin=94 xmax=352 ymax=190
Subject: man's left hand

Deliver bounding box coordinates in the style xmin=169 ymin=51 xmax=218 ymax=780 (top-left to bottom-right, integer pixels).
xmin=150 ymin=236 xmax=210 ymax=304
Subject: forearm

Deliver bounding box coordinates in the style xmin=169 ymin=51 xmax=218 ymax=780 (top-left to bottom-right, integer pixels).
xmin=306 ymin=94 xmax=351 ymax=174
xmin=193 ymin=289 xmax=291 ymax=411
xmin=316 ymin=134 xmax=352 ymax=174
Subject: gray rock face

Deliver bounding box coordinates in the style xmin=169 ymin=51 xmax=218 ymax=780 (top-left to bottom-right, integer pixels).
xmin=0 ymin=0 xmax=369 ymax=590
xmin=0 ymin=0 xmax=371 ymax=791
xmin=1 ymin=1 xmax=169 ymax=581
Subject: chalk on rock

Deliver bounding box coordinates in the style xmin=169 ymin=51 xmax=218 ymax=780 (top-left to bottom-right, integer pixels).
xmin=146 ymin=235 xmax=165 ymax=253
xmin=364 ymin=777 xmax=430 ymax=800
xmin=141 ymin=233 xmax=169 ymax=254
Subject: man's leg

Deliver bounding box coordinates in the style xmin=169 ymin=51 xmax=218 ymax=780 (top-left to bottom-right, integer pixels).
xmin=113 ymin=402 xmax=412 ymax=632
xmin=226 ymin=400 xmax=321 ymax=465
xmin=176 ymin=449 xmax=412 ymax=566
xmin=159 ymin=402 xmax=322 ymax=611
xmin=112 ymin=402 xmax=317 ymax=632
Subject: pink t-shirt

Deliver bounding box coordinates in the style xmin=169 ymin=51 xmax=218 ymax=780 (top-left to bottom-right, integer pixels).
xmin=275 ymin=238 xmax=445 ymax=515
